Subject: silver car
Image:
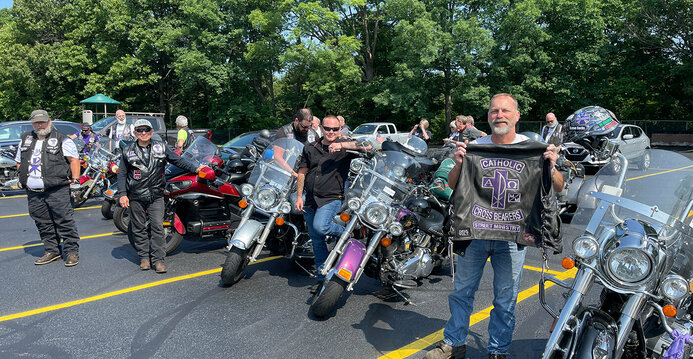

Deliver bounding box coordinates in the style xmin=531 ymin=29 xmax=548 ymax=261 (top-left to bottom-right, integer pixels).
xmin=563 ymin=124 xmax=651 ymax=168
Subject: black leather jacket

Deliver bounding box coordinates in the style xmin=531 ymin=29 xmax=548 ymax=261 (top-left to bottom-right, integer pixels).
xmin=117 ymin=140 xmax=197 ymax=201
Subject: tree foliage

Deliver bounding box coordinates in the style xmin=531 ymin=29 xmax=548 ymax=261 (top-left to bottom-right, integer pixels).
xmin=0 ymin=0 xmax=689 ymax=138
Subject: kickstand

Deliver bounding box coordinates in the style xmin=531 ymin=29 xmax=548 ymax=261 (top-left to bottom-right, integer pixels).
xmin=391 ymin=286 xmax=416 ymax=306
xmin=294 ymin=260 xmax=316 ymax=278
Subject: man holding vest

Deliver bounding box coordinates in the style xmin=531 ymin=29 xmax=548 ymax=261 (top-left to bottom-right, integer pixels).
xmin=16 ymin=110 xmax=82 ymax=267
xmin=425 ymin=94 xmax=563 ymax=359
xmin=175 ymin=115 xmax=195 ymax=154
xmin=117 ymin=119 xmax=206 ymax=273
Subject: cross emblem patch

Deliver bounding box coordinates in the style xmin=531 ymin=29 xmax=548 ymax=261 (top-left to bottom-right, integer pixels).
xmin=482 ymin=169 xmax=520 ymax=209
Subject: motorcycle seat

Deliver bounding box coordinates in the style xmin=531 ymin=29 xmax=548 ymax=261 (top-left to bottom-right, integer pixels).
xmin=416 ymin=157 xmax=436 ymax=174
xmin=416 ymin=209 xmax=445 ymax=237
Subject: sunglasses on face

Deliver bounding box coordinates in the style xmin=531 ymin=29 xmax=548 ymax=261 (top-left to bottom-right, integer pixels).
xmin=134 ymin=128 xmax=152 ymax=133
xmin=298 ymin=122 xmax=311 ymax=130
xmin=323 ymin=126 xmax=340 ymax=132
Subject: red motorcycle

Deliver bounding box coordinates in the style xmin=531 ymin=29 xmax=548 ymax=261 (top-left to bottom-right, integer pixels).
xmin=113 ymin=137 xmax=247 ymax=254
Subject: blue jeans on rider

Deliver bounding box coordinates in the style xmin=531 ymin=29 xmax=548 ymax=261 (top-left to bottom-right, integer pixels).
xmin=443 ymin=239 xmax=526 ymax=355
xmin=304 ymin=199 xmax=344 ymax=279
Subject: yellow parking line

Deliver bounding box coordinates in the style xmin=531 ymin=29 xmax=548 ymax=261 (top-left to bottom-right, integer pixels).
xmin=378 ymin=267 xmax=578 ymax=359
xmin=626 ymin=165 xmax=693 ymax=182
xmin=0 ymin=232 xmax=119 ymax=252
xmin=0 ymin=255 xmax=282 ymax=322
xmin=0 ymin=205 xmax=101 ymax=219
xmin=0 ymin=194 xmax=27 ymax=199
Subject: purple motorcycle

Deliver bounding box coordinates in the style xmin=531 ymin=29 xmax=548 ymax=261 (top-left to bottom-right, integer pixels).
xmin=310 ymin=137 xmax=448 ymax=318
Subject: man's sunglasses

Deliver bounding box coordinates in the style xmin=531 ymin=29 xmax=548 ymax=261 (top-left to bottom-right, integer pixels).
xmin=134 ymin=128 xmax=152 ymax=133
xmin=322 ymin=126 xmax=340 ymax=132
xmin=298 ymin=122 xmax=311 ymax=129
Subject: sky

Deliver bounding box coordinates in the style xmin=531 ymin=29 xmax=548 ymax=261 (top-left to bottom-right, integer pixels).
xmin=0 ymin=0 xmax=11 ymax=9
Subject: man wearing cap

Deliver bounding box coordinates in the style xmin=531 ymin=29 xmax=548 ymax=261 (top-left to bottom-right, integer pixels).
xmin=175 ymin=115 xmax=195 ymax=154
xmin=15 ymin=110 xmax=82 ymax=267
xmin=69 ymin=122 xmax=99 ymax=154
xmin=117 ymin=119 xmax=207 ymax=273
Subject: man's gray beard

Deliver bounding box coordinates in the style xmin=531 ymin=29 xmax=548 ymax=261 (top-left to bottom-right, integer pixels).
xmin=36 ymin=128 xmax=52 ymax=136
xmin=117 ymin=119 xmax=126 ymax=125
xmin=492 ymin=122 xmax=510 ymax=135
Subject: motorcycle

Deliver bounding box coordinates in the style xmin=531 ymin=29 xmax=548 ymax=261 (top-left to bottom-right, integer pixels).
xmin=540 ymin=150 xmax=693 ymax=358
xmin=73 ymin=137 xmax=120 ymax=207
xmin=113 ymin=136 xmax=246 ymax=254
xmin=311 ymin=136 xmax=447 ymax=318
xmin=0 ymin=147 xmax=19 ymax=193
xmin=220 ymin=137 xmax=309 ymax=286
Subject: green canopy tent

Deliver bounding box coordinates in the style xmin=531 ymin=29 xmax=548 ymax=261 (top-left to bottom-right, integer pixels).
xmin=80 ymin=94 xmax=121 ymax=124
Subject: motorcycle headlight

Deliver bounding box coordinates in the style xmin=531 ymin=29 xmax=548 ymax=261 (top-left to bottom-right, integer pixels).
xmin=364 ymin=202 xmax=388 ymax=226
xmin=607 ymin=248 xmax=652 ymax=283
xmin=256 ymin=187 xmax=278 ymax=209
xmin=279 ymin=201 xmax=292 ymax=214
xmin=348 ymin=198 xmax=361 ymax=211
xmin=573 ymin=235 xmax=598 ymax=259
xmin=241 ymin=184 xmax=253 ymax=197
xmin=392 ymin=166 xmax=405 ymax=178
xmin=350 ymin=159 xmax=366 ymax=173
xmin=389 ymin=222 xmax=403 ymax=236
xmin=167 ymin=180 xmax=192 ymax=193
xmin=661 ymin=275 xmax=689 ymax=301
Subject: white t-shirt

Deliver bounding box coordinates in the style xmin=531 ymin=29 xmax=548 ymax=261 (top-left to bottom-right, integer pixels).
xmin=111 ymin=123 xmax=134 ymax=140
xmin=471 ymin=133 xmax=529 ymax=145
xmin=16 ymin=138 xmax=78 ymax=190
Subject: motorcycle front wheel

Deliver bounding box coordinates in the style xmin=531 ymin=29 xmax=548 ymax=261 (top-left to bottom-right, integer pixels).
xmin=101 ymin=199 xmax=114 ymax=219
xmin=113 ymin=206 xmax=129 ymax=233
xmin=73 ymin=182 xmax=92 ymax=208
xmin=311 ymin=277 xmax=347 ymax=318
xmin=221 ymin=247 xmax=249 ymax=287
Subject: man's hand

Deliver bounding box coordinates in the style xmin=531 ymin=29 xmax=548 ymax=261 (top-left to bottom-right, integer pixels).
xmin=543 ymin=144 xmax=558 ymax=169
xmin=328 ymin=142 xmax=342 ymax=153
xmin=295 ymin=196 xmax=304 ymax=212
xmin=453 ymin=141 xmax=468 ymax=166
xmin=120 ymin=195 xmax=130 ymax=209
xmin=70 ymin=183 xmax=81 ymax=198
xmin=196 ymin=165 xmax=209 ymax=173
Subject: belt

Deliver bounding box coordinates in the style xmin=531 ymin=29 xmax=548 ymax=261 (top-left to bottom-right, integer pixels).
xmin=27 ymin=187 xmax=45 ymax=193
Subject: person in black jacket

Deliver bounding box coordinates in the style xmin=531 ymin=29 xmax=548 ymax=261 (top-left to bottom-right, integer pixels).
xmin=117 ymin=119 xmax=206 ymax=273
xmin=16 ymin=110 xmax=82 ymax=267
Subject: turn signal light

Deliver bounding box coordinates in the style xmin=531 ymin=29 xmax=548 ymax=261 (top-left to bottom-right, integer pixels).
xmin=663 ymin=305 xmax=677 ymax=317
xmin=275 ymin=217 xmax=285 ymax=226
xmin=82 ymin=163 xmax=87 ymax=169
xmin=381 ymin=237 xmax=392 ymax=247
xmin=238 ymin=200 xmax=248 ymax=208
xmin=340 ymin=212 xmax=351 ymax=222
xmin=561 ymin=257 xmax=575 ymax=270
xmin=198 ymin=167 xmax=215 ymax=180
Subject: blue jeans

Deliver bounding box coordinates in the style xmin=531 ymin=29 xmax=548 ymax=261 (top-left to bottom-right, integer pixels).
xmin=443 ymin=240 xmax=526 ymax=354
xmin=304 ymin=199 xmax=344 ymax=278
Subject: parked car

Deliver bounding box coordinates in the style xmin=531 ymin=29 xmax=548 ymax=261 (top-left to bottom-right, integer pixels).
xmin=563 ymin=123 xmax=651 ymax=168
xmin=350 ymin=122 xmax=410 ymax=149
xmin=219 ymin=130 xmax=276 ymax=161
xmin=0 ymin=120 xmax=82 ymax=151
xmin=91 ymin=112 xmax=211 ymax=148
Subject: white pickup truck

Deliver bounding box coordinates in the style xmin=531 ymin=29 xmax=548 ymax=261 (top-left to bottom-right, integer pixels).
xmin=350 ymin=122 xmax=410 ymax=149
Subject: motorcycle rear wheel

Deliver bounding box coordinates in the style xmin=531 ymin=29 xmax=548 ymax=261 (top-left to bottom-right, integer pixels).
xmin=311 ymin=278 xmax=347 ymax=318
xmin=221 ymin=247 xmax=249 ymax=287
xmin=101 ymin=200 xmax=114 ymax=219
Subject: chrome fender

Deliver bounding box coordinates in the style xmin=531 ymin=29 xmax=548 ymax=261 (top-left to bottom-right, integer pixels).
xmin=229 ymin=219 xmax=265 ymax=250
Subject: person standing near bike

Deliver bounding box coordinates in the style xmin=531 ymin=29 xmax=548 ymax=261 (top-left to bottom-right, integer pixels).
xmin=117 ymin=119 xmax=205 ymax=273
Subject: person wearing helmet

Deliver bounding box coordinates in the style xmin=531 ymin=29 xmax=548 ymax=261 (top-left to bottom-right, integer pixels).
xmin=175 ymin=115 xmax=195 ymax=154
xmin=425 ymin=94 xmax=563 ymax=359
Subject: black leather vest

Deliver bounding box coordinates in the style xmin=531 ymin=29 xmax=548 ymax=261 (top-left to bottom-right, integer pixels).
xmin=181 ymin=127 xmax=195 ymax=151
xmin=122 ymin=140 xmax=168 ymax=201
xmin=18 ymin=129 xmax=71 ymax=189
xmin=451 ymin=140 xmax=547 ymax=246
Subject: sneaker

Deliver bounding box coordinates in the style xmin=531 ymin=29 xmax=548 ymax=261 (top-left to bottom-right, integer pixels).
xmin=154 ymin=262 xmax=167 ymax=273
xmin=34 ymin=252 xmax=61 ymax=265
xmin=64 ymin=253 xmax=79 ymax=267
xmin=424 ymin=342 xmax=466 ymax=359
xmin=488 ymin=354 xmax=507 ymax=359
xmin=140 ymin=260 xmax=151 ymax=271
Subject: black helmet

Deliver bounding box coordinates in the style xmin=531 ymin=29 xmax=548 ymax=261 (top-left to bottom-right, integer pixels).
xmin=259 ymin=129 xmax=271 ymax=139
xmin=406 ymin=198 xmax=431 ymax=217
xmin=565 ymin=106 xmax=619 ymax=142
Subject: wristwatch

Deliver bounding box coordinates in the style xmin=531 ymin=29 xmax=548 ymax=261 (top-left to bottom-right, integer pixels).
xmin=71 ymin=178 xmax=80 ymax=184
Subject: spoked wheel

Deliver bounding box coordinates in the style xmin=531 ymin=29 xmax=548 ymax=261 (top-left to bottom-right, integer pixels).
xmin=637 ymin=150 xmax=651 ymax=170
xmin=101 ymin=200 xmax=114 ymax=219
xmin=220 ymin=247 xmax=249 ymax=287
xmin=311 ymin=277 xmax=347 ymax=318
xmin=73 ymin=181 xmax=92 ymax=208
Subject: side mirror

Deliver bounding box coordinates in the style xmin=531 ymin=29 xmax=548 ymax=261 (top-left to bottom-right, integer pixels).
xmin=622 ymin=134 xmax=634 ymax=140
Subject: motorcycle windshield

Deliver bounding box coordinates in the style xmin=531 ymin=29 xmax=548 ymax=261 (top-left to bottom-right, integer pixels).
xmin=248 ymin=138 xmax=304 ymax=189
xmin=166 ymin=136 xmax=219 ymax=176
xmin=351 ymin=151 xmax=417 ymax=208
xmin=571 ymin=150 xmax=693 ymax=274
xmin=87 ymin=138 xmax=119 ymax=169
xmin=404 ymin=135 xmax=428 ymax=156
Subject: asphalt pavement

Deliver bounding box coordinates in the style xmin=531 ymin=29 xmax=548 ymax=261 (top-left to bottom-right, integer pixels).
xmin=0 ymin=147 xmax=690 ymax=358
